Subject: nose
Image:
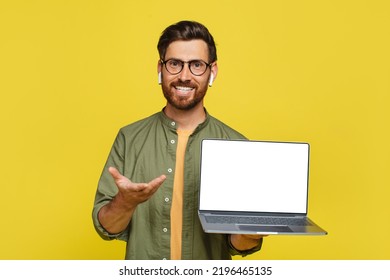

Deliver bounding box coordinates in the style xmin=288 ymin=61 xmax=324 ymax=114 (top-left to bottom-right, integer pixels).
xmin=178 ymin=62 xmax=192 ymax=82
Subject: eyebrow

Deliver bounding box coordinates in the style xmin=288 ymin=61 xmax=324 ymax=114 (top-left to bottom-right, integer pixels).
xmin=164 ymin=57 xmax=207 ymax=62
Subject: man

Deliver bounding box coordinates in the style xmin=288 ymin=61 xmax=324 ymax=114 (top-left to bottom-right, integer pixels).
xmin=92 ymin=20 xmax=264 ymax=260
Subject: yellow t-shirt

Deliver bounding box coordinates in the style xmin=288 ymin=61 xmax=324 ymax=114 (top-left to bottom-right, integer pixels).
xmin=170 ymin=129 xmax=192 ymax=260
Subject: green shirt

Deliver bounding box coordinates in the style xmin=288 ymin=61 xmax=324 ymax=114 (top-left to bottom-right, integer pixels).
xmin=92 ymin=109 xmax=262 ymax=259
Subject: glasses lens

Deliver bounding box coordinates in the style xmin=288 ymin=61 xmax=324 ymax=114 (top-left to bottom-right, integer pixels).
xmin=189 ymin=60 xmax=207 ymax=75
xmin=165 ymin=59 xmax=183 ymax=75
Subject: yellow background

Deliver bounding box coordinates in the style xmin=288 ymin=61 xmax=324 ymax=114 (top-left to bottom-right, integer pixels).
xmin=1 ymin=0 xmax=389 ymax=260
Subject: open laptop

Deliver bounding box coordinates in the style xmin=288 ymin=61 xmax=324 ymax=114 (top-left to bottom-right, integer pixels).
xmin=198 ymin=139 xmax=327 ymax=235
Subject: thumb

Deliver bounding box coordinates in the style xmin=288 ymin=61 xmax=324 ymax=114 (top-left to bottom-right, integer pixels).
xmin=108 ymin=166 xmax=124 ymax=181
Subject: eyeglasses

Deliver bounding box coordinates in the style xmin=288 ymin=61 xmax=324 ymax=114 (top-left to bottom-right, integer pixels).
xmin=160 ymin=59 xmax=212 ymax=76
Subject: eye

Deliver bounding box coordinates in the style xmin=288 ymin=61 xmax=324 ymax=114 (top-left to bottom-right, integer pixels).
xmin=192 ymin=61 xmax=203 ymax=69
xmin=168 ymin=59 xmax=181 ymax=68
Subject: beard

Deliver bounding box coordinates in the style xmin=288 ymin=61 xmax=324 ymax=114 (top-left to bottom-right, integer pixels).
xmin=161 ymin=80 xmax=208 ymax=111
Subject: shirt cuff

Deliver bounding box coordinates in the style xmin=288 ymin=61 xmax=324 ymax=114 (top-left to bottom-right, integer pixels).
xmin=227 ymin=235 xmax=264 ymax=257
xmin=92 ymin=203 xmax=129 ymax=241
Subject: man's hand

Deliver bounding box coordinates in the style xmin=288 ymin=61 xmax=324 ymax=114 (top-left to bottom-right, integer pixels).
xmin=230 ymin=234 xmax=267 ymax=252
xmin=108 ymin=167 xmax=166 ymax=210
xmin=98 ymin=167 xmax=166 ymax=234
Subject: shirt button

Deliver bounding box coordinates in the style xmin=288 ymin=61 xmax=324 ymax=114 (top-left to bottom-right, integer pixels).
xmin=165 ymin=197 xmax=170 ymax=202
xmin=171 ymin=121 xmax=176 ymax=126
xmin=167 ymin=168 xmax=172 ymax=173
xmin=163 ymin=228 xmax=168 ymax=233
xmin=170 ymin=139 xmax=175 ymax=144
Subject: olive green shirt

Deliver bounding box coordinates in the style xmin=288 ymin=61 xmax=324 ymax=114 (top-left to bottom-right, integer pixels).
xmin=92 ymin=109 xmax=262 ymax=259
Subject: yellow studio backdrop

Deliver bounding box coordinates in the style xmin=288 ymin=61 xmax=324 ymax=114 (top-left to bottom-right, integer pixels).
xmin=0 ymin=0 xmax=389 ymax=260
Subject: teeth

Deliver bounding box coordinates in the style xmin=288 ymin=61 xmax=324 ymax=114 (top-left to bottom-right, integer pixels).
xmin=176 ymin=86 xmax=193 ymax=92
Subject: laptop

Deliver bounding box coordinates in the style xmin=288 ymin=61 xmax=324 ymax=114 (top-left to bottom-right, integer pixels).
xmin=198 ymin=139 xmax=327 ymax=235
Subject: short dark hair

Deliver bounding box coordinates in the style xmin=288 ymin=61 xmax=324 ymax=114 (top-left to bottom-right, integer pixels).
xmin=157 ymin=20 xmax=217 ymax=63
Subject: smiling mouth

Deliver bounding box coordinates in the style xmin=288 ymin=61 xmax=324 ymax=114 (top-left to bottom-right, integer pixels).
xmin=175 ymin=86 xmax=194 ymax=92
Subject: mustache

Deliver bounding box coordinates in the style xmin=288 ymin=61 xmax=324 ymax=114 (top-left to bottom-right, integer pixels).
xmin=172 ymin=81 xmax=197 ymax=88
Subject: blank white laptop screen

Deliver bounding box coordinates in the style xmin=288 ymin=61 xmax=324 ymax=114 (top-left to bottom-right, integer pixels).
xmin=199 ymin=139 xmax=310 ymax=214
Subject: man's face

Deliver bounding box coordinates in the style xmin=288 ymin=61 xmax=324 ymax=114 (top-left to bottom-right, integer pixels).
xmin=159 ymin=39 xmax=217 ymax=111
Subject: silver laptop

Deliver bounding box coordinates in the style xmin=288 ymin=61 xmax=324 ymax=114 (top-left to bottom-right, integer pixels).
xmin=198 ymin=139 xmax=327 ymax=235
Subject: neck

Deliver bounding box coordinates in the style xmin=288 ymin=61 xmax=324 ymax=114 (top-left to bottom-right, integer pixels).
xmin=164 ymin=103 xmax=206 ymax=131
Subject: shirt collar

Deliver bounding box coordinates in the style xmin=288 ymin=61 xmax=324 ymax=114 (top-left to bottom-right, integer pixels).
xmin=158 ymin=107 xmax=210 ymax=133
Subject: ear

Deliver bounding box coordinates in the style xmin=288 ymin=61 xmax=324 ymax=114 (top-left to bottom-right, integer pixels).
xmin=209 ymin=62 xmax=218 ymax=87
xmin=157 ymin=60 xmax=163 ymax=85
xmin=157 ymin=60 xmax=162 ymax=73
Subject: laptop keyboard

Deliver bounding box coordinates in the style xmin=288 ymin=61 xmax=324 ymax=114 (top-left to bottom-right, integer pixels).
xmin=205 ymin=215 xmax=311 ymax=226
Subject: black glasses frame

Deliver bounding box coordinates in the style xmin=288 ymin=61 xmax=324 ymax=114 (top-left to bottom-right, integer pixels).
xmin=160 ymin=59 xmax=212 ymax=76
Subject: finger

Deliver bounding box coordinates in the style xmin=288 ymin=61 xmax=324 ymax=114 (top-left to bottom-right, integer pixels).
xmin=243 ymin=234 xmax=268 ymax=239
xmin=148 ymin=174 xmax=167 ymax=188
xmin=108 ymin=167 xmax=135 ymax=191
xmin=108 ymin=166 xmax=124 ymax=180
xmin=141 ymin=175 xmax=167 ymax=195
